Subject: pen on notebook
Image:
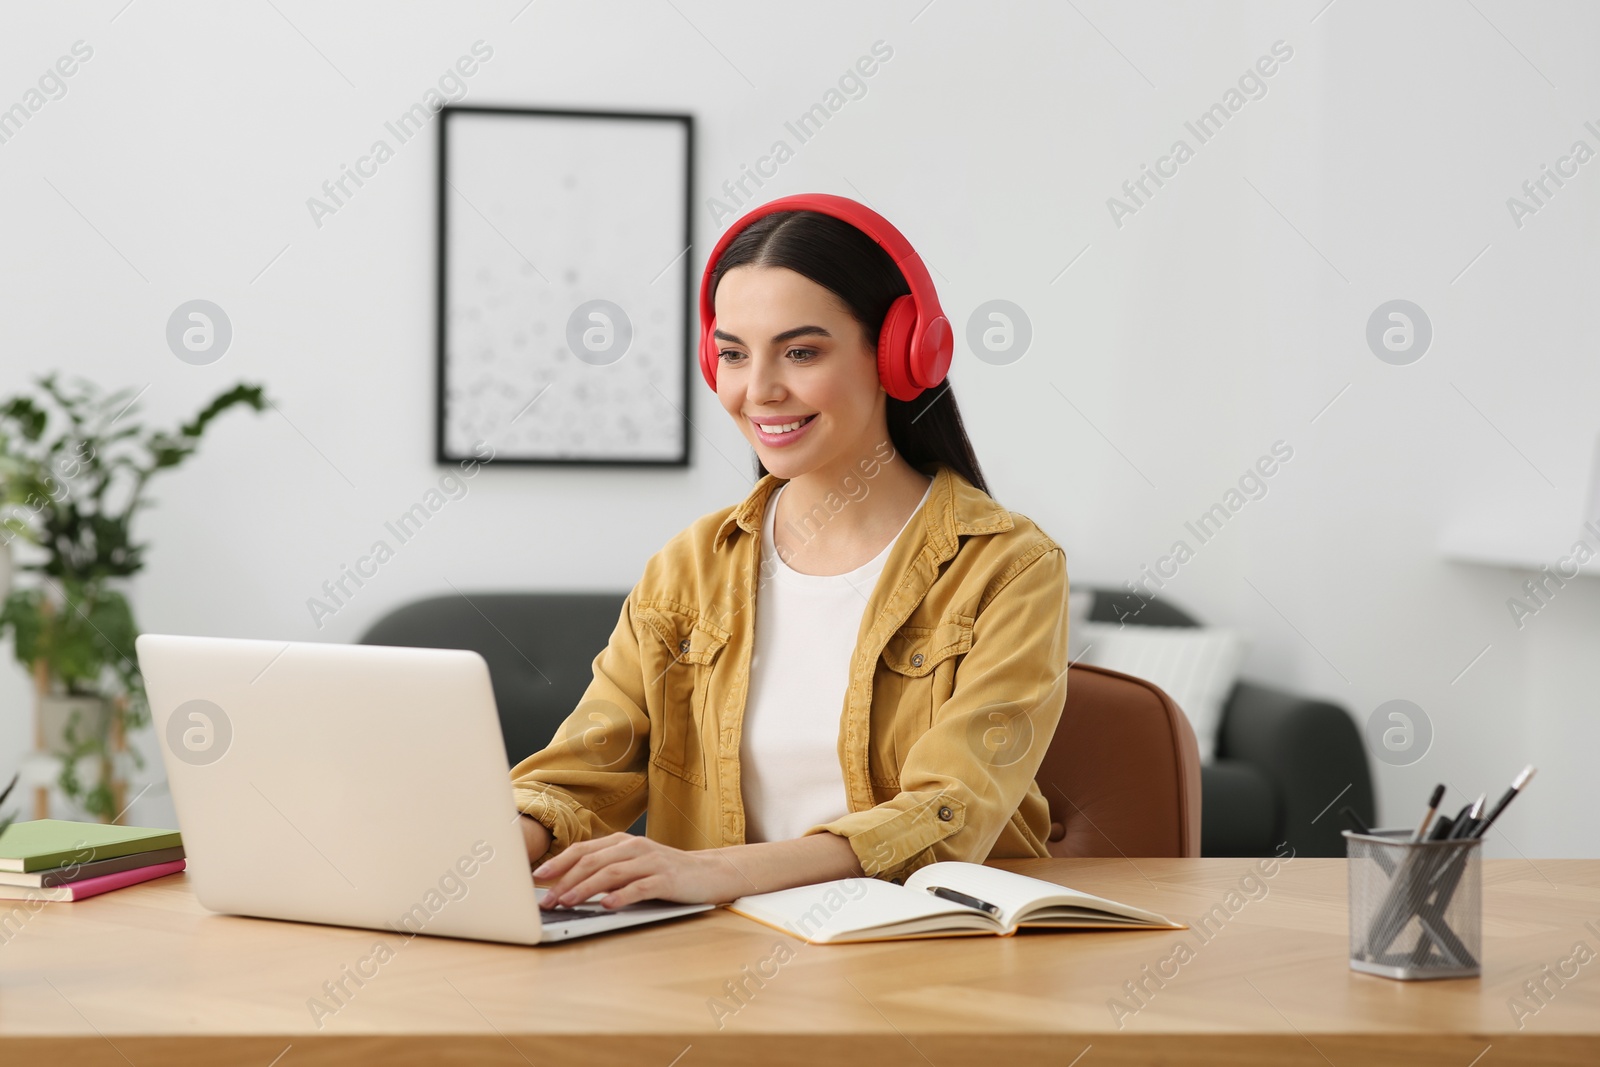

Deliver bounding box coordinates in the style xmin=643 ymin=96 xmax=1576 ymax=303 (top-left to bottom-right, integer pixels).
xmin=1410 ymin=784 xmax=1446 ymax=844
xmin=1471 ymin=765 xmax=1536 ymax=840
xmin=928 ymin=886 xmax=1001 ymax=919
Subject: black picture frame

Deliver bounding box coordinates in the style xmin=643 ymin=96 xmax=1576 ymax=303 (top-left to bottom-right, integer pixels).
xmin=435 ymin=105 xmax=695 ymax=467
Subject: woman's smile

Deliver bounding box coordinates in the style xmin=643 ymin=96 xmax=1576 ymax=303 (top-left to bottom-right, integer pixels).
xmin=750 ymin=413 xmax=818 ymax=446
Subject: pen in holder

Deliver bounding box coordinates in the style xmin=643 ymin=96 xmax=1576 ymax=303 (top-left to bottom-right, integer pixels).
xmin=1344 ymin=828 xmax=1483 ymax=980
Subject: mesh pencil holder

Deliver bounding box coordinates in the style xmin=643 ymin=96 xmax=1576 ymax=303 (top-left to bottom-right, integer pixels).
xmin=1344 ymin=828 xmax=1483 ymax=980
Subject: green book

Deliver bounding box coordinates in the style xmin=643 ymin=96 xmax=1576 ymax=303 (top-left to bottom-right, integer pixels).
xmin=0 ymin=819 xmax=183 ymax=873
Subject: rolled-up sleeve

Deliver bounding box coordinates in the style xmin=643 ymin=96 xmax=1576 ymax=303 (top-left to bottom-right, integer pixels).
xmin=807 ymin=541 xmax=1069 ymax=881
xmin=509 ymin=587 xmax=652 ymax=863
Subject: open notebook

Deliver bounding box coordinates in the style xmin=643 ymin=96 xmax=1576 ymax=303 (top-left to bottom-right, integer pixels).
xmin=728 ymin=861 xmax=1185 ymax=944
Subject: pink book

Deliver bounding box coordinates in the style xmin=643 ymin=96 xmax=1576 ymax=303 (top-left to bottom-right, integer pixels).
xmin=0 ymin=858 xmax=185 ymax=902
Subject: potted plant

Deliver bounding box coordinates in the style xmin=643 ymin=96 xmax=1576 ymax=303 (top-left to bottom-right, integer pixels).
xmin=0 ymin=374 xmax=269 ymax=822
xmin=0 ymin=772 xmax=17 ymax=837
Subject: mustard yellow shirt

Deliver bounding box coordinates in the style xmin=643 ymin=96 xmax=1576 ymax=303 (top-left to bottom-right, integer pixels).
xmin=509 ymin=459 xmax=1071 ymax=883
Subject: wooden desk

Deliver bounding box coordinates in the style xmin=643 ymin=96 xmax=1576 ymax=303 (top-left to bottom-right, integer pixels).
xmin=2 ymin=857 xmax=1597 ymax=1065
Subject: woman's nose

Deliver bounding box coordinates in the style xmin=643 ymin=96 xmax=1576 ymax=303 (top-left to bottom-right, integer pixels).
xmin=748 ymin=350 xmax=785 ymax=398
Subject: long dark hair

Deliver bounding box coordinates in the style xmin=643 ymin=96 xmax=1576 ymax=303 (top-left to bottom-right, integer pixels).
xmin=707 ymin=209 xmax=990 ymax=496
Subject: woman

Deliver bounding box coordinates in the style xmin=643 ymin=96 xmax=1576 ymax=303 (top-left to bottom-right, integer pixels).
xmin=513 ymin=193 xmax=1069 ymax=911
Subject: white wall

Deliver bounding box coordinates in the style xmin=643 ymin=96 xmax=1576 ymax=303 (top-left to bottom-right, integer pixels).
xmin=2 ymin=1 xmax=1595 ymax=856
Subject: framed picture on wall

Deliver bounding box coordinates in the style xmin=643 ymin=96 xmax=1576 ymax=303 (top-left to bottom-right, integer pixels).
xmin=436 ymin=105 xmax=694 ymax=466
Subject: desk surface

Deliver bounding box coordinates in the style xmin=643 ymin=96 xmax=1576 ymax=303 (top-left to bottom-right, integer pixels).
xmin=3 ymin=856 xmax=1598 ymax=1066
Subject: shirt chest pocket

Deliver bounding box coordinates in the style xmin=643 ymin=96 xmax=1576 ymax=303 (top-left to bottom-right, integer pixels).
xmin=870 ymin=613 xmax=974 ymax=786
xmin=636 ymin=606 xmax=730 ymax=787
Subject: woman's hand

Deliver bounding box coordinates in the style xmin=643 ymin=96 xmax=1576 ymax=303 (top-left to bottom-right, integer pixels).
xmin=519 ymin=814 xmax=552 ymax=866
xmin=533 ymin=832 xmax=732 ymax=909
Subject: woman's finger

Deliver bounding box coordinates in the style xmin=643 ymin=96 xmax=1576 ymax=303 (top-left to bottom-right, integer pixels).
xmin=540 ymin=836 xmax=639 ymax=903
xmin=534 ymin=831 xmax=630 ymax=880
xmin=556 ymin=858 xmax=653 ymax=908
xmin=599 ymin=873 xmax=665 ymax=909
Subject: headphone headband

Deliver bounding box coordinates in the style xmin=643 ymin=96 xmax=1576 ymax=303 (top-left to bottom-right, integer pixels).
xmin=697 ymin=193 xmax=952 ymax=401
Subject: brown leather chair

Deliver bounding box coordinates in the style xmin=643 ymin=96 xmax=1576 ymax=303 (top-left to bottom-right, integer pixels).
xmin=1035 ymin=663 xmax=1203 ymax=858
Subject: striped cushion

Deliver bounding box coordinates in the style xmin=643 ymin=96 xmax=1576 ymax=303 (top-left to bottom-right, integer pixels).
xmin=1071 ymin=620 xmax=1246 ymax=762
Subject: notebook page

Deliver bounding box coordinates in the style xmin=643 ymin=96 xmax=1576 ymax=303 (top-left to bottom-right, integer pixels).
xmin=904 ymin=862 xmax=1175 ymax=929
xmin=729 ymin=876 xmax=987 ymax=943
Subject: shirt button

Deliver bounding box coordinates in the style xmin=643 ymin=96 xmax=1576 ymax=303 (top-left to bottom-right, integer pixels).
xmin=679 ymin=638 xmax=691 ymax=654
xmin=911 ymin=653 xmax=924 ymax=667
xmin=938 ymin=806 xmax=953 ymax=821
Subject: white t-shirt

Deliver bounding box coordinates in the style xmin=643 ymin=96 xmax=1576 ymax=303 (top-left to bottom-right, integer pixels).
xmin=739 ymin=477 xmax=933 ymax=843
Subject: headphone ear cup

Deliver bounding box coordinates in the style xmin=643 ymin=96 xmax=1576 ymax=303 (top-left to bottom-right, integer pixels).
xmin=699 ymin=320 xmax=720 ymax=391
xmin=912 ymin=314 xmax=954 ymax=391
xmin=876 ymin=296 xmax=921 ymax=401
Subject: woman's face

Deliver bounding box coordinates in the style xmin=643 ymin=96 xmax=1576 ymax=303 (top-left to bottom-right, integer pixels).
xmin=713 ymin=265 xmax=886 ymax=482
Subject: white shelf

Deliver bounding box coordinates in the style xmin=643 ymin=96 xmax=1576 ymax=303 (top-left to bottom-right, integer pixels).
xmin=1439 ymin=520 xmax=1600 ymax=575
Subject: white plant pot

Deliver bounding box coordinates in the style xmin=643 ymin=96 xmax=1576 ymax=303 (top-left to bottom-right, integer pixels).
xmin=38 ymin=693 xmax=111 ymax=759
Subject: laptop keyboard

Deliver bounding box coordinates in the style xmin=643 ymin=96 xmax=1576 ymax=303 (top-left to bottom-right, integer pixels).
xmin=544 ymin=904 xmax=614 ymax=924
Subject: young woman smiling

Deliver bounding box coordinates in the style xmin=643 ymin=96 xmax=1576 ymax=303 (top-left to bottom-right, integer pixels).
xmin=511 ymin=194 xmax=1070 ymax=911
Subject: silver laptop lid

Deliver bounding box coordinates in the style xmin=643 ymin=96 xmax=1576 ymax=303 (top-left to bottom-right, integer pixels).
xmin=136 ymin=634 xmax=543 ymax=945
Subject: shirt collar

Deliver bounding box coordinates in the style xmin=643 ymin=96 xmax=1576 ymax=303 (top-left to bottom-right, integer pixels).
xmin=712 ymin=460 xmax=1013 ymax=555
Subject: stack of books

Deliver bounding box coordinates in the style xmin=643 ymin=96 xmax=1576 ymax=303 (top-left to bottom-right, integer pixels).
xmin=0 ymin=819 xmax=185 ymax=902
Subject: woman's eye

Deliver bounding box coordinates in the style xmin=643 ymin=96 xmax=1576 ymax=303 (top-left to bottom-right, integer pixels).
xmin=717 ymin=348 xmax=817 ymax=363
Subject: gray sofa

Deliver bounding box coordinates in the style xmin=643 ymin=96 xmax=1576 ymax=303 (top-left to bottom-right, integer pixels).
xmin=1082 ymin=587 xmax=1375 ymax=857
xmin=361 ymin=588 xmax=1374 ymax=857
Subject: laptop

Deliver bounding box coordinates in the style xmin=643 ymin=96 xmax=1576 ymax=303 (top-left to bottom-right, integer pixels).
xmin=135 ymin=633 xmax=713 ymax=944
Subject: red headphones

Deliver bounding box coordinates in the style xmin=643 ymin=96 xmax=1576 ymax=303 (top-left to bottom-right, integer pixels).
xmin=697 ymin=193 xmax=953 ymax=402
